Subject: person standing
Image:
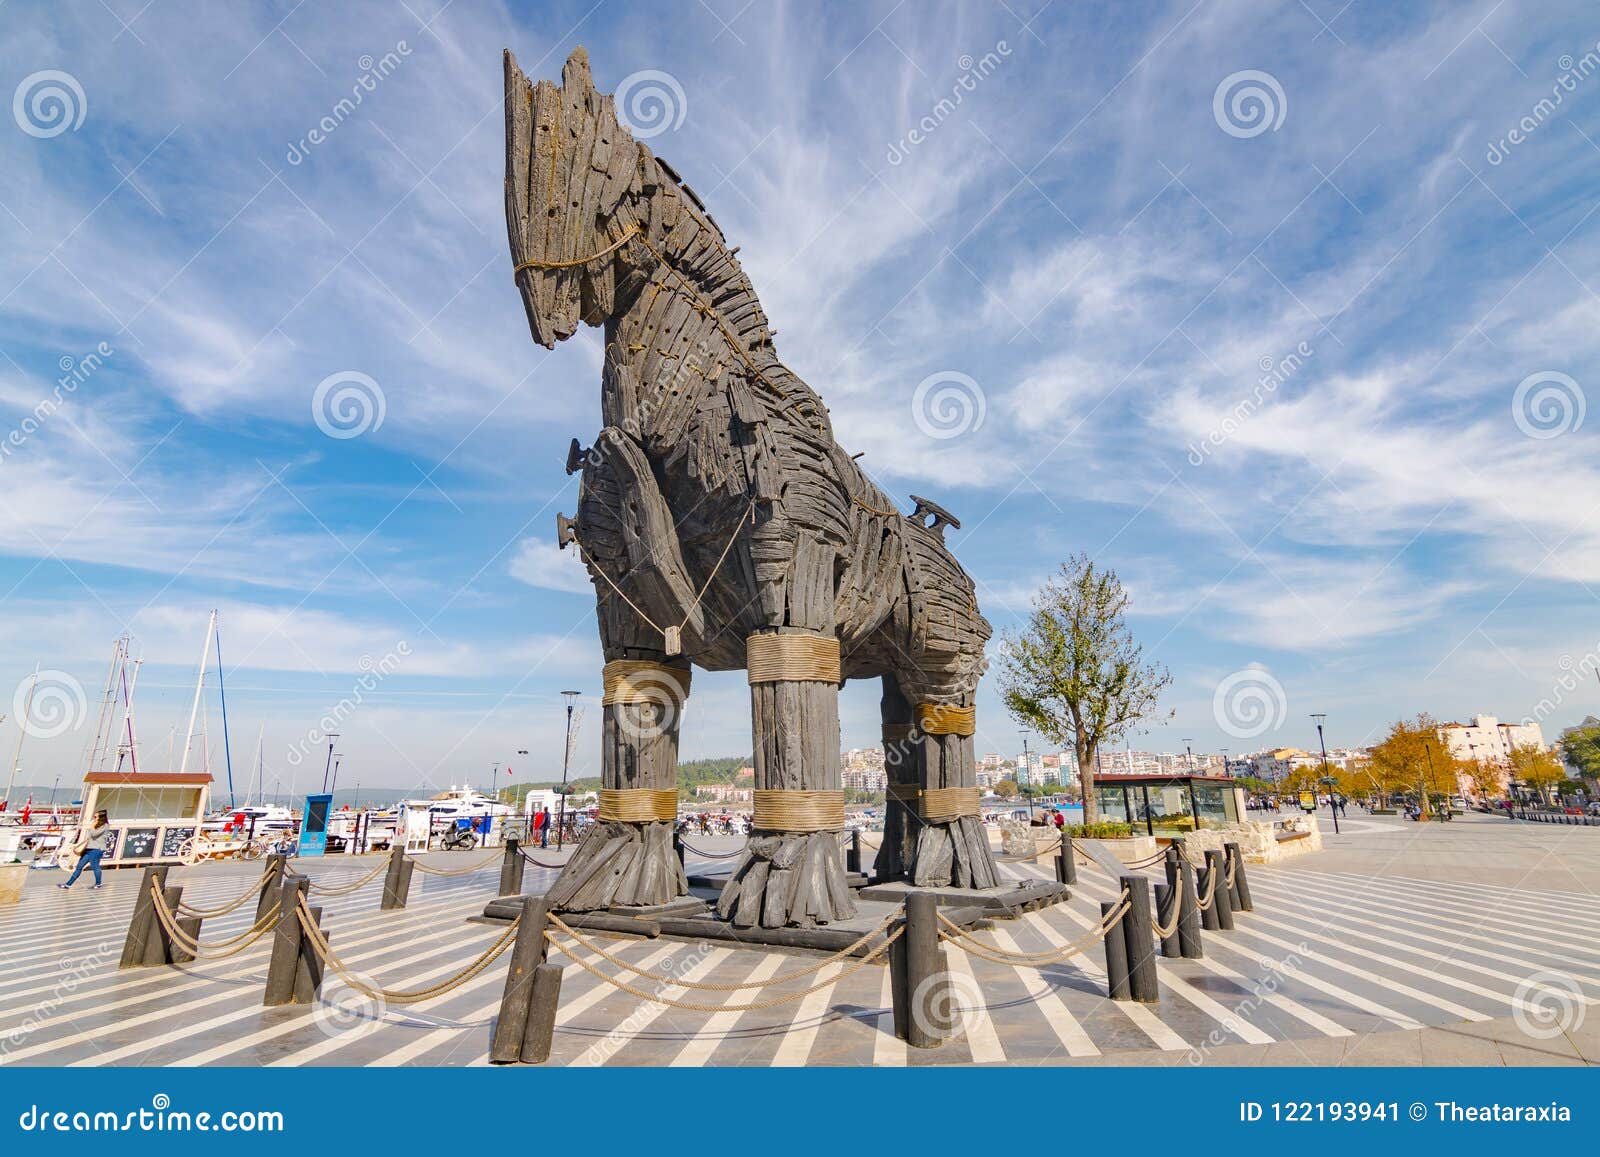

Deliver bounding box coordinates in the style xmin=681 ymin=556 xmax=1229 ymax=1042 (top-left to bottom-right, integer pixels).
xmin=58 ymin=811 xmax=113 ymax=890
xmin=537 ymin=806 xmax=551 ymax=849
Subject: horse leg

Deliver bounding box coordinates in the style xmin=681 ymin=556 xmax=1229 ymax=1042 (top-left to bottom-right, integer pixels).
xmin=545 ymin=644 xmax=691 ymax=911
xmin=717 ymin=538 xmax=856 ymax=928
xmin=902 ymin=687 xmax=1001 ymax=890
xmin=873 ymin=674 xmax=918 ymax=883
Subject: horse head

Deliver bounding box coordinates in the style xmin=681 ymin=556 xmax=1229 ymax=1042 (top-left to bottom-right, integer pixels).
xmin=504 ymin=46 xmax=661 ymax=348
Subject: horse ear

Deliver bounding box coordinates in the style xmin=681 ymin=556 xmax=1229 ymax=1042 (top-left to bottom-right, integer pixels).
xmin=562 ymin=45 xmax=595 ymax=97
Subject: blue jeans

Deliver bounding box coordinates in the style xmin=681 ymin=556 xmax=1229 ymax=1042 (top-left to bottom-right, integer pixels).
xmin=539 ymin=827 xmax=548 ymax=849
xmin=64 ymin=848 xmax=104 ymax=886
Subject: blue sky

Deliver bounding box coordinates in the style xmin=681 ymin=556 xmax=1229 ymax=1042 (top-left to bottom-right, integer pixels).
xmin=2 ymin=0 xmax=1598 ymax=797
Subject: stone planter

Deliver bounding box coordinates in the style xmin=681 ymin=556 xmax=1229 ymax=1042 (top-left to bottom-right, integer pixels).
xmin=998 ymin=822 xmax=1060 ymax=857
xmin=1083 ymin=835 xmax=1158 ymax=864
xmin=0 ymin=862 xmax=28 ymax=906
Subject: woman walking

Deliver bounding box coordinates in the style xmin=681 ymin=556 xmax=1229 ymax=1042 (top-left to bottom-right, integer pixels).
xmin=58 ymin=811 xmax=113 ymax=890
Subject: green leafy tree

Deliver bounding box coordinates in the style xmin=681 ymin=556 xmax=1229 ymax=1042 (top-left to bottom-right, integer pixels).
xmin=1559 ymin=720 xmax=1600 ymax=783
xmin=996 ymin=553 xmax=1173 ymax=823
xmin=992 ymin=778 xmax=1019 ymax=798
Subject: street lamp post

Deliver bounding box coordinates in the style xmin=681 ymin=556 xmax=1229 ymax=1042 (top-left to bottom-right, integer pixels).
xmin=1311 ymin=714 xmax=1339 ymax=834
xmin=491 ymin=762 xmax=501 ymax=802
xmin=319 ymin=734 xmax=340 ymax=793
xmin=1020 ymin=733 xmax=1033 ymax=820
xmin=558 ymin=691 xmax=581 ymax=850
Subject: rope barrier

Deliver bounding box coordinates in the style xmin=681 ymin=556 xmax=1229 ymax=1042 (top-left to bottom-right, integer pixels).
xmin=545 ymin=911 xmax=897 ymax=991
xmin=1224 ymin=856 xmax=1238 ymax=887
xmin=545 ymin=923 xmax=903 ymax=1013
xmin=1194 ymin=866 xmax=1218 ymax=912
xmin=675 ymin=840 xmax=745 ymax=860
xmin=517 ymin=847 xmax=569 ymax=870
xmin=294 ymin=896 xmax=520 ymax=1004
xmin=1151 ymin=893 xmax=1182 ymax=940
xmin=304 ymin=856 xmax=393 ymax=897
xmin=150 ymin=879 xmax=281 ymax=959
xmin=175 ymin=867 xmax=274 ymax=918
xmin=935 ymin=891 xmax=1131 ymax=967
xmin=407 ymin=851 xmax=503 ymax=878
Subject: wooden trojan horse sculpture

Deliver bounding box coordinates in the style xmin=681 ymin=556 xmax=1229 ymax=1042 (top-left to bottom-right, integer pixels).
xmin=505 ymin=47 xmax=999 ymax=928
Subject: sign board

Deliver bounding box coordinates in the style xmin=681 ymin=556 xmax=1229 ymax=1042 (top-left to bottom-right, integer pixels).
xmin=298 ymin=793 xmax=333 ymax=858
xmin=403 ymin=804 xmax=431 ymax=854
xmin=1298 ymin=791 xmax=1316 ymax=812
xmin=121 ymin=827 xmax=159 ymax=861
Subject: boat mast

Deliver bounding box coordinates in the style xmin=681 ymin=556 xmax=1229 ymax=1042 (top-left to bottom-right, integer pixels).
xmin=4 ymin=666 xmax=38 ymax=811
xmin=248 ymin=723 xmax=264 ymax=805
xmin=215 ymin=616 xmax=236 ymax=811
xmin=178 ymin=611 xmax=216 ymax=777
xmin=116 ymin=657 xmax=142 ymax=774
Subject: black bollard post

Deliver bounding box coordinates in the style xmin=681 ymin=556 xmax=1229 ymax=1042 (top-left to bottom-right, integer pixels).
xmin=673 ymin=830 xmax=686 ymax=869
xmin=144 ymin=883 xmax=185 ymax=967
xmin=1225 ymin=842 xmax=1253 ymax=911
xmin=381 ymin=844 xmax=412 ymax=911
xmin=1155 ymin=882 xmax=1180 ymax=957
xmin=522 ymin=964 xmax=564 ymax=1064
xmin=171 ymin=913 xmax=203 ymax=965
xmin=1059 ymin=835 xmax=1078 ymax=884
xmin=1121 ymin=877 xmax=1160 ymax=1002
xmin=1197 ymin=859 xmax=1220 ymax=932
xmin=1205 ymin=849 xmax=1235 ymax=930
xmin=499 ymin=839 xmax=525 ymax=898
xmin=256 ymin=854 xmax=286 ymax=924
xmin=491 ymin=896 xmax=551 ymax=1064
xmin=892 ymin=894 xmax=948 ymax=1048
xmin=1101 ymin=900 xmax=1131 ymax=1000
xmin=847 ymin=829 xmax=862 ymax=876
xmin=293 ymin=905 xmax=327 ymax=1003
xmin=263 ymin=876 xmax=311 ymax=1006
xmin=119 ymin=864 xmax=172 ymax=968
xmin=1223 ymin=841 xmax=1244 ymax=911
xmin=1176 ymin=857 xmax=1204 ymax=959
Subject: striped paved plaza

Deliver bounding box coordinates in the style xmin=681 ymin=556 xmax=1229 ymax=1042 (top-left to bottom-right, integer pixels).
xmin=1 ymin=817 xmax=1596 ymax=1066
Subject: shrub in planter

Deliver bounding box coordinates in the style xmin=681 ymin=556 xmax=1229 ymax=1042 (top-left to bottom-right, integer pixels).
xmin=1066 ymin=821 xmax=1134 ymax=839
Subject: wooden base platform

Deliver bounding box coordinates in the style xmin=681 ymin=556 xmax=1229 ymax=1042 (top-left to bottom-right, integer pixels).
xmin=856 ymin=877 xmax=1069 ymax=918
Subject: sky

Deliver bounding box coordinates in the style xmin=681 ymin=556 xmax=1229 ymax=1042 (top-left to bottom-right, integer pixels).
xmin=1 ymin=0 xmax=1599 ymax=799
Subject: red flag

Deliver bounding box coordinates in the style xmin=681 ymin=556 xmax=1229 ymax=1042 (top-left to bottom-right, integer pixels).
xmin=505 ymin=765 xmax=513 ymax=778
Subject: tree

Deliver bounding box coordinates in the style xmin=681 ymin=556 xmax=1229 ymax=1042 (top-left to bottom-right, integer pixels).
xmin=1463 ymin=759 xmax=1502 ymax=802
xmin=1559 ymin=719 xmax=1600 ymax=783
xmin=1366 ymin=714 xmax=1466 ymax=812
xmin=996 ymin=553 xmax=1173 ymax=823
xmin=1509 ymin=743 xmax=1563 ymax=801
xmin=992 ymin=778 xmax=1018 ymax=798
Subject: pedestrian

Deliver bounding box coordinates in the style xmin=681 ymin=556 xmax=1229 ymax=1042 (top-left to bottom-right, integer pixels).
xmin=59 ymin=811 xmax=113 ymax=890
xmin=536 ymin=806 xmax=550 ymax=849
